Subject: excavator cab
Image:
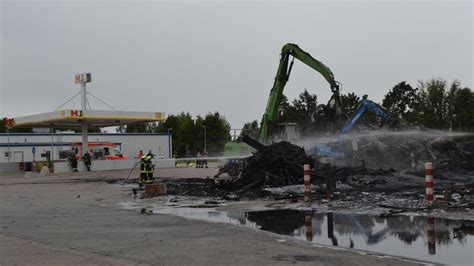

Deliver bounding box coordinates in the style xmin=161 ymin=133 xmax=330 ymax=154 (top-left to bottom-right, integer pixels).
xmin=273 ymin=123 xmax=299 ymax=143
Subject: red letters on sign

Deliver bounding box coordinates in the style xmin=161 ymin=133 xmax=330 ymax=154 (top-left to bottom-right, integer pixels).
xmin=3 ymin=118 xmax=15 ymax=128
xmin=70 ymin=110 xmax=83 ymax=117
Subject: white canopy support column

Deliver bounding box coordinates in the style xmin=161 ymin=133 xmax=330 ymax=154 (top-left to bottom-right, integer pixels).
xmin=81 ymin=82 xmax=87 ymax=112
xmin=79 ymin=75 xmax=89 ymax=155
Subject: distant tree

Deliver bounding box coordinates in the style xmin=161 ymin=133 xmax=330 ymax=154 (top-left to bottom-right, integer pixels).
xmin=339 ymin=92 xmax=383 ymax=127
xmin=415 ymin=78 xmax=450 ymax=129
xmin=157 ymin=112 xmax=230 ymax=157
xmin=0 ymin=118 xmax=8 ymax=133
xmin=240 ymin=120 xmax=259 ymax=140
xmin=382 ymin=82 xmax=418 ymax=122
xmin=0 ymin=118 xmax=33 ymax=133
xmin=414 ymin=78 xmax=473 ymax=131
xmin=197 ymin=112 xmax=231 ymax=155
xmin=454 ymin=88 xmax=474 ymax=131
xmin=444 ymin=81 xmax=474 ymax=131
xmin=158 ymin=112 xmax=195 ymax=157
xmin=278 ymin=94 xmax=299 ymax=125
xmin=339 ymin=92 xmax=360 ymax=117
xmin=277 ymin=89 xmax=318 ymax=136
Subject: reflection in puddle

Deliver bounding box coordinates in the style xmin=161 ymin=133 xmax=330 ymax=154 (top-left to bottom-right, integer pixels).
xmin=118 ymin=201 xmax=473 ymax=265
xmin=427 ymin=216 xmax=436 ymax=255
xmin=250 ymin=211 xmax=473 ymax=264
xmin=305 ymin=210 xmax=312 ymax=241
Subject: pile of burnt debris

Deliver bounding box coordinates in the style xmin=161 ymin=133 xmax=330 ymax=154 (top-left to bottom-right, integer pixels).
xmin=166 ymin=140 xmax=395 ymax=198
xmin=225 ymin=141 xmax=311 ymax=188
xmin=166 ymin=141 xmax=314 ymax=198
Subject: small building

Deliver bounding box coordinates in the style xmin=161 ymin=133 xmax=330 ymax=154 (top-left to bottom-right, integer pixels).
xmin=0 ymin=132 xmax=172 ymax=163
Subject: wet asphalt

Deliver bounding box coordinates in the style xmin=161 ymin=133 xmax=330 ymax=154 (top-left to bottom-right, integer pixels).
xmin=0 ymin=170 xmax=422 ymax=265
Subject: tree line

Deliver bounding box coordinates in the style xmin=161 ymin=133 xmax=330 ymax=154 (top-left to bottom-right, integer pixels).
xmin=117 ymin=112 xmax=231 ymax=157
xmin=242 ymin=78 xmax=473 ymax=137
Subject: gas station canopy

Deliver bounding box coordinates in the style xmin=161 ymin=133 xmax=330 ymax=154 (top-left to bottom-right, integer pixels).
xmin=12 ymin=110 xmax=165 ymax=128
xmin=3 ymin=72 xmax=168 ymax=160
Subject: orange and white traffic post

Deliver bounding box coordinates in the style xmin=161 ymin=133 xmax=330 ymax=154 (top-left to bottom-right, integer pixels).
xmin=304 ymin=164 xmax=311 ymax=202
xmin=425 ymin=162 xmax=434 ymax=207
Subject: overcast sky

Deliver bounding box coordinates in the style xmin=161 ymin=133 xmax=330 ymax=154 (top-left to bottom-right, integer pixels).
xmin=1 ymin=0 xmax=472 ymax=129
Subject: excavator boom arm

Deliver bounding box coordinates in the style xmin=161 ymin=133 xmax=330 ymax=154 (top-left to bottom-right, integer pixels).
xmin=340 ymin=99 xmax=394 ymax=134
xmin=282 ymin=44 xmax=339 ymax=92
xmin=258 ymin=43 xmax=340 ymax=142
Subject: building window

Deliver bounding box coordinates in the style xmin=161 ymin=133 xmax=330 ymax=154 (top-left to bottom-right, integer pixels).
xmin=4 ymin=151 xmax=11 ymax=159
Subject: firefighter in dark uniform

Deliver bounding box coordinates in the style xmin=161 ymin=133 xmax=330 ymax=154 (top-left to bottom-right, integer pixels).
xmin=68 ymin=153 xmax=78 ymax=172
xmin=139 ymin=154 xmax=155 ymax=187
xmin=82 ymin=151 xmax=92 ymax=171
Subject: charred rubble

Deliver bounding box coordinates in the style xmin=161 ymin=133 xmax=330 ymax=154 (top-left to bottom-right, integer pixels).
xmin=165 ymin=132 xmax=474 ymax=210
xmin=325 ymin=132 xmax=474 ymax=172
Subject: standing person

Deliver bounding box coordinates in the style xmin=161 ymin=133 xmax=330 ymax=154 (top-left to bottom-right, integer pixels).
xmin=146 ymin=150 xmax=154 ymax=159
xmin=68 ymin=153 xmax=78 ymax=172
xmin=202 ymin=149 xmax=208 ymax=168
xmin=173 ymin=152 xmax=178 ymax=167
xmin=139 ymin=154 xmax=154 ymax=187
xmin=82 ymin=150 xmax=92 ymax=171
xmin=136 ymin=150 xmax=144 ymax=159
xmin=196 ymin=151 xmax=202 ymax=168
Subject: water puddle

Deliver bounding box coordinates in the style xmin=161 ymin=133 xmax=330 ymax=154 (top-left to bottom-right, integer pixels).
xmin=118 ymin=200 xmax=474 ymax=265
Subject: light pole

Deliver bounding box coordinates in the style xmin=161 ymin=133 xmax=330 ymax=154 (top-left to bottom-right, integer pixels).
xmin=448 ymin=121 xmax=452 ymax=137
xmin=202 ymin=125 xmax=207 ymax=151
xmin=168 ymin=128 xmax=173 ymax=158
xmin=6 ymin=128 xmax=10 ymax=162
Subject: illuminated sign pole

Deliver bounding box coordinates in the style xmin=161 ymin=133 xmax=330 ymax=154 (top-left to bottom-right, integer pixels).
xmin=75 ymin=73 xmax=91 ymax=156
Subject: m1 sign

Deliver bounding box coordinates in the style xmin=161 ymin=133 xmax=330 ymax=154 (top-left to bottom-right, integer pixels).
xmin=70 ymin=110 xmax=83 ymax=117
xmin=75 ymin=73 xmax=92 ymax=84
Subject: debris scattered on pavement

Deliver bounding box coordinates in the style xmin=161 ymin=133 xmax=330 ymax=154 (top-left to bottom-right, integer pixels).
xmin=134 ymin=130 xmax=474 ymax=217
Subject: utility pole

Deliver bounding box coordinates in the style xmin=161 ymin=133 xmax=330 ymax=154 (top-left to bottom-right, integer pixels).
xmin=6 ymin=128 xmax=10 ymax=162
xmin=168 ymin=128 xmax=173 ymax=158
xmin=203 ymin=125 xmax=207 ymax=151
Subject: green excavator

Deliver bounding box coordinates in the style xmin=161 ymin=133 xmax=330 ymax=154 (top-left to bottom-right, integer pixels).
xmin=258 ymin=43 xmax=343 ymax=143
xmin=218 ymin=43 xmax=343 ymax=177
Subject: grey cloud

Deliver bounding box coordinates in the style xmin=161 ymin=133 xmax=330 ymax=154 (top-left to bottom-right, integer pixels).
xmin=1 ymin=1 xmax=472 ymax=129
